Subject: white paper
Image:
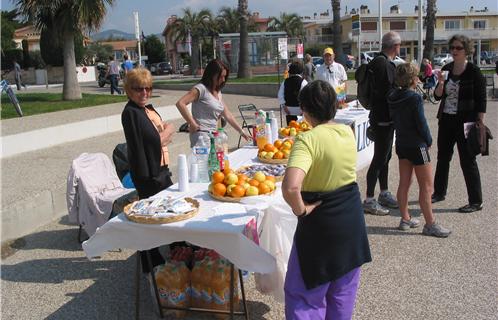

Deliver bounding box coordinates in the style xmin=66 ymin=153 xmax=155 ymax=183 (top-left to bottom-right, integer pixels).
xmin=464 ymin=122 xmax=475 ymax=139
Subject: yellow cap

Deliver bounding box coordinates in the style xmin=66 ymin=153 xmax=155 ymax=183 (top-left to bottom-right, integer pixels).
xmin=323 ymin=47 xmax=334 ymax=55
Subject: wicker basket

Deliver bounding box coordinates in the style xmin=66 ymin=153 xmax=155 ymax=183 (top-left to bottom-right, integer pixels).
xmin=235 ymin=165 xmax=284 ymax=182
xmin=124 ymin=197 xmax=199 ymax=224
xmin=208 ymin=189 xmax=275 ymax=202
xmin=257 ymin=155 xmax=288 ymax=164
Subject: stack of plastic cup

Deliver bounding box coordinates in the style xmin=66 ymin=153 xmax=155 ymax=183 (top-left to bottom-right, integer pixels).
xmin=177 ymin=154 xmax=189 ymax=192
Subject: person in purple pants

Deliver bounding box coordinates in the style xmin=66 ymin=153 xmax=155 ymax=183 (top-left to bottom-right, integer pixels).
xmin=282 ymin=80 xmax=372 ymax=320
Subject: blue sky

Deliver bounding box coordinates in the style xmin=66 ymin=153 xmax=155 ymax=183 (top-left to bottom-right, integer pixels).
xmin=2 ymin=0 xmax=497 ymax=35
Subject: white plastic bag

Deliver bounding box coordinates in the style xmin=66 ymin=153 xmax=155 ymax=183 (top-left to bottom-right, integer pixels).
xmin=254 ymin=196 xmax=297 ymax=302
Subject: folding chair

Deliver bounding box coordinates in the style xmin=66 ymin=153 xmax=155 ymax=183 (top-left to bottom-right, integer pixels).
xmin=237 ymin=103 xmax=258 ymax=148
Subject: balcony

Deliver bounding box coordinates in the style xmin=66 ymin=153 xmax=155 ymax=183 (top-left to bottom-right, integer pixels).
xmin=346 ymin=27 xmax=498 ymax=42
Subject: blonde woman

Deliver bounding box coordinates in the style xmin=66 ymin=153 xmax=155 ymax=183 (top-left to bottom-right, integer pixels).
xmin=387 ymin=63 xmax=450 ymax=237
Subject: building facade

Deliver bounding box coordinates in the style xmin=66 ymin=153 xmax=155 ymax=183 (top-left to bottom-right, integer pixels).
xmin=304 ymin=5 xmax=498 ymax=62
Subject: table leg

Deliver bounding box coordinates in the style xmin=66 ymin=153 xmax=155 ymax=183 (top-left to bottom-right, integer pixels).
xmin=238 ymin=270 xmax=249 ymax=320
xmin=135 ymin=252 xmax=140 ymax=320
xmin=229 ymin=263 xmax=235 ymax=320
xmin=145 ymin=251 xmax=164 ymax=318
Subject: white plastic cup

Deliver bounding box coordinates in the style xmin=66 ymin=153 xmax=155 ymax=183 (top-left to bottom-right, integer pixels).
xmin=177 ymin=154 xmax=189 ymax=192
xmin=442 ymin=70 xmax=449 ymax=80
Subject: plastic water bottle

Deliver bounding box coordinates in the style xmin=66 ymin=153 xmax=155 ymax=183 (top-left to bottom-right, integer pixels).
xmin=265 ymin=112 xmax=273 ymax=144
xmin=192 ymin=133 xmax=210 ymax=183
xmin=214 ymin=131 xmax=226 ymax=172
xmin=208 ymin=132 xmax=220 ymax=179
xmin=217 ymin=128 xmax=230 ymax=170
xmin=269 ymin=111 xmax=279 ymax=143
xmin=255 ymin=111 xmax=267 ymax=150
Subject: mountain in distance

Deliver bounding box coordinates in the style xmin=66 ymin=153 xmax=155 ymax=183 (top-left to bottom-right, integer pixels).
xmin=90 ymin=29 xmax=164 ymax=42
xmin=90 ymin=29 xmax=135 ymax=41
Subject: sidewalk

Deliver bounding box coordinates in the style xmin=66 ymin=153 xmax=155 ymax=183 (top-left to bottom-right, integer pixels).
xmin=1 ymin=87 xmax=497 ymax=319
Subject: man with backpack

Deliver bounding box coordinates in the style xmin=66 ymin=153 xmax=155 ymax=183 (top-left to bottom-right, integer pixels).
xmin=360 ymin=31 xmax=401 ymax=215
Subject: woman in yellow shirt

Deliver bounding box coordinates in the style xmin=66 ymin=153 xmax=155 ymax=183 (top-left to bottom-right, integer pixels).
xmin=282 ymin=80 xmax=371 ymax=319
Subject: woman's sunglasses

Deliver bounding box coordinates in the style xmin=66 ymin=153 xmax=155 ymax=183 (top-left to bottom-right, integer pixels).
xmin=132 ymin=87 xmax=152 ymax=93
xmin=449 ymin=46 xmax=464 ymax=51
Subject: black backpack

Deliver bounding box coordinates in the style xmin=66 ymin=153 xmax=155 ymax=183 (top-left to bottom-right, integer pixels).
xmin=355 ymin=55 xmax=384 ymax=109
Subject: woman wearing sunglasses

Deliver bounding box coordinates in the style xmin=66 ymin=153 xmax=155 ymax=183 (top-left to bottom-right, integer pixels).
xmin=121 ymin=67 xmax=176 ymax=272
xmin=432 ymin=34 xmax=487 ymax=213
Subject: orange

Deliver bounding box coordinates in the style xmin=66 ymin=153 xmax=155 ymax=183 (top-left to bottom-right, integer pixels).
xmin=274 ymin=140 xmax=283 ymax=149
xmin=266 ymin=175 xmax=276 ymax=183
xmin=213 ymin=183 xmax=227 ymax=196
xmin=230 ymin=185 xmax=246 ymax=198
xmin=258 ymin=183 xmax=271 ymax=195
xmin=283 ymin=128 xmax=290 ymax=136
xmin=237 ymin=173 xmax=248 ymax=184
xmin=212 ymin=171 xmax=225 ymax=184
xmin=223 ymin=167 xmax=233 ymax=175
xmin=263 ymin=143 xmax=275 ymax=152
xmin=289 ymin=120 xmax=300 ymax=129
xmin=248 ymin=179 xmax=260 ymax=187
xmin=284 ymin=139 xmax=294 ymax=145
xmin=273 ymin=151 xmax=284 ymax=159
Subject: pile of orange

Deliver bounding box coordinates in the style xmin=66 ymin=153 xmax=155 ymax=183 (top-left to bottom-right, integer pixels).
xmin=208 ymin=170 xmax=276 ymax=198
xmin=258 ymin=139 xmax=294 ymax=160
xmin=278 ymin=120 xmax=311 ymax=137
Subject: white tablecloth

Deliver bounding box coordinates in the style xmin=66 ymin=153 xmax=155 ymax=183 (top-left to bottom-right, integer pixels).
xmin=82 ymin=177 xmax=277 ymax=274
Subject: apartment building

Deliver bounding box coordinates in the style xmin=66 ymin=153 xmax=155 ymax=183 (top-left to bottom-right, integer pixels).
xmin=304 ymin=5 xmax=498 ymax=62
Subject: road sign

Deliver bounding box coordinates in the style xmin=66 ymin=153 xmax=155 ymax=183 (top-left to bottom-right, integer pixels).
xmin=278 ymin=38 xmax=288 ymax=60
xmin=352 ymin=14 xmax=360 ymax=34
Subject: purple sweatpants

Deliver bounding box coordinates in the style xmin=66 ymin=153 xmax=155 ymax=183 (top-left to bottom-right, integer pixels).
xmin=284 ymin=243 xmax=361 ymax=320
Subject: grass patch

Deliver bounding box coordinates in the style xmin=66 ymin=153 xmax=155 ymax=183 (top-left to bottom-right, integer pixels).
xmin=1 ymin=93 xmax=127 ymax=119
xmin=155 ymin=72 xmax=357 ymax=85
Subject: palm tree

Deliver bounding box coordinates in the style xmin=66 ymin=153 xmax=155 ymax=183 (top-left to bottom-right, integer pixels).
xmin=171 ymin=8 xmax=213 ymax=75
xmin=16 ymin=0 xmax=114 ymax=100
xmin=423 ymin=0 xmax=437 ymax=61
xmin=331 ymin=0 xmax=345 ymax=65
xmin=217 ymin=7 xmax=240 ymax=33
xmin=237 ymin=0 xmax=251 ymax=78
xmin=267 ymin=13 xmax=304 ymax=37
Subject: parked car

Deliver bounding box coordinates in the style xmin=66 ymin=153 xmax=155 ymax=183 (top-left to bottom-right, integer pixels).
xmin=433 ymin=53 xmax=453 ymax=66
xmin=362 ymin=51 xmax=406 ymax=66
xmin=151 ymin=62 xmax=173 ymax=75
xmin=312 ymin=54 xmax=354 ymax=70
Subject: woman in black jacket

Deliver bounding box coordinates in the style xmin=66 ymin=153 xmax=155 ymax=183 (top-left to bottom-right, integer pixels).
xmin=121 ymin=68 xmax=176 ymax=272
xmin=432 ymin=34 xmax=487 ymax=213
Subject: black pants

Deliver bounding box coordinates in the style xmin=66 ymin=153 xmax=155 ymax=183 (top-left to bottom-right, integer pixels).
xmin=366 ymin=125 xmax=394 ymax=197
xmin=434 ymin=113 xmax=482 ymax=204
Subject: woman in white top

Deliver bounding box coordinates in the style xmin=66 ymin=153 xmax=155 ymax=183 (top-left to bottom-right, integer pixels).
xmin=176 ymin=59 xmax=251 ymax=147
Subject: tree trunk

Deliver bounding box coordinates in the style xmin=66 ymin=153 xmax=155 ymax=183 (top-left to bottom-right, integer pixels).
xmin=332 ymin=0 xmax=345 ymax=65
xmin=62 ymin=30 xmax=82 ymax=100
xmin=423 ymin=0 xmax=437 ymax=61
xmin=191 ymin=36 xmax=200 ymax=75
xmin=237 ymin=0 xmax=251 ymax=78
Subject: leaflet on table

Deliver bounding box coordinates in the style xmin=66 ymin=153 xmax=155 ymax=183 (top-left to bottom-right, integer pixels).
xmin=129 ymin=197 xmax=194 ymax=216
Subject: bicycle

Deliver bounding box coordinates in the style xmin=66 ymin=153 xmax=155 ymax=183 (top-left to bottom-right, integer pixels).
xmin=415 ymin=75 xmax=438 ymax=105
xmin=1 ymin=79 xmax=24 ymax=117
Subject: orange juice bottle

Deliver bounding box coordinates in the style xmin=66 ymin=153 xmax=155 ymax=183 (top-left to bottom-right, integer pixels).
xmin=255 ymin=111 xmax=268 ymax=150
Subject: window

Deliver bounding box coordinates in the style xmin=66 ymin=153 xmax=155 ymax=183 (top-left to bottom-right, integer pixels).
xmin=473 ymin=20 xmax=486 ymax=29
xmin=390 ymin=21 xmax=406 ymax=30
xmin=361 ymin=21 xmax=377 ymax=32
xmin=444 ymin=20 xmax=460 ymax=30
xmin=322 ymin=27 xmax=333 ymax=35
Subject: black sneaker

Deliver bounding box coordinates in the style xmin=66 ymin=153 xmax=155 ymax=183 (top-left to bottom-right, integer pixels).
xmin=458 ymin=203 xmax=483 ymax=213
xmin=431 ymin=194 xmax=445 ymax=203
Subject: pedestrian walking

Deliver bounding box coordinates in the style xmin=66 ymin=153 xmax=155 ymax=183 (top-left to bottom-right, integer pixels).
xmin=13 ymin=58 xmax=27 ymax=90
xmin=432 ymin=34 xmax=487 ymax=213
xmin=282 ymin=80 xmax=371 ymax=319
xmin=388 ymin=63 xmax=451 ymax=237
xmin=106 ymin=56 xmax=121 ymax=95
xmin=303 ymin=53 xmax=315 ymax=82
xmin=362 ymin=31 xmax=401 ymax=216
